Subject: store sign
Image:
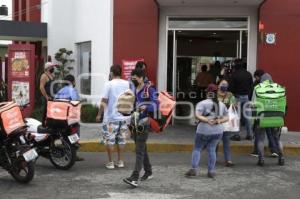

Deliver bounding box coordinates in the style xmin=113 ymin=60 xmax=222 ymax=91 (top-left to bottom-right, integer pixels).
xmin=265 ymin=33 xmax=276 ymax=45
xmin=7 ymin=44 xmax=35 ymax=117
xmin=121 ymin=58 xmax=144 ymax=80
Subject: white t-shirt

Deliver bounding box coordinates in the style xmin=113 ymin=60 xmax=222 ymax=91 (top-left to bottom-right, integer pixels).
xmin=101 ymin=79 xmax=130 ymax=123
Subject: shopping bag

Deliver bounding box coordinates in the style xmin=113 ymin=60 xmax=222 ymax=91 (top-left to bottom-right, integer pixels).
xmin=223 ymin=105 xmax=240 ymax=132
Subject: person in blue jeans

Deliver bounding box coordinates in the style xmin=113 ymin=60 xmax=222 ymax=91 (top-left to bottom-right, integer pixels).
xmin=230 ymin=59 xmax=253 ymax=141
xmin=216 ymin=79 xmax=236 ymax=167
xmin=185 ymin=84 xmax=229 ymax=179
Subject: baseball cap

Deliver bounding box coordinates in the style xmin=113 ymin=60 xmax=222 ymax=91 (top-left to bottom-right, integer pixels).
xmin=44 ymin=62 xmax=56 ymax=70
xmin=206 ymin=84 xmax=218 ymax=92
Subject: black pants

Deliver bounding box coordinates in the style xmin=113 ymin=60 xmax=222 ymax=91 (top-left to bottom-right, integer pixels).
xmin=132 ymin=131 xmax=152 ymax=179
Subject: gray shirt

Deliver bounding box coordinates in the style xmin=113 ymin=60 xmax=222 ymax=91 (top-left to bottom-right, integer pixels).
xmin=196 ymin=99 xmax=228 ymax=135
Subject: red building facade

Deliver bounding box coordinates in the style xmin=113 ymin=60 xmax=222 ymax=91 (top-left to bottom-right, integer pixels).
xmin=18 ymin=0 xmax=299 ymax=131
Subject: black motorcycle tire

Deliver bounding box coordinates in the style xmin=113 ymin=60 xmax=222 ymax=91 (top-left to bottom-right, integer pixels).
xmin=49 ymin=138 xmax=76 ymax=170
xmin=10 ymin=158 xmax=35 ymax=184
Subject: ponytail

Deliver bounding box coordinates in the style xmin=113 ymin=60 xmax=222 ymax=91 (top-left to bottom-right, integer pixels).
xmin=211 ymin=91 xmax=220 ymax=116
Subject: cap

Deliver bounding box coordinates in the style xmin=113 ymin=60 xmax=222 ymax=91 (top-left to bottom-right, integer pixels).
xmin=206 ymin=84 xmax=218 ymax=92
xmin=44 ymin=62 xmax=55 ymax=70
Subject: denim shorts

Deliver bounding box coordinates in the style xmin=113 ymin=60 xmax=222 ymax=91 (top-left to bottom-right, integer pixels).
xmin=101 ymin=121 xmax=128 ymax=145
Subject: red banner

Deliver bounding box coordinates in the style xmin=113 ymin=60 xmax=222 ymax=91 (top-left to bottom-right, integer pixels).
xmin=121 ymin=58 xmax=144 ymax=80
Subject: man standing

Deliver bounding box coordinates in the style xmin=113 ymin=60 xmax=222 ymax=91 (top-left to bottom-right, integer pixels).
xmin=230 ymin=59 xmax=253 ymax=141
xmin=123 ymin=68 xmax=158 ymax=188
xmin=40 ymin=62 xmax=55 ymax=126
xmin=96 ymin=65 xmax=130 ymax=169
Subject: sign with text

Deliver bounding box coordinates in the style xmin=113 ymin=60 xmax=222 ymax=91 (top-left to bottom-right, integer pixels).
xmin=7 ymin=44 xmax=35 ymax=117
xmin=121 ymin=58 xmax=144 ymax=81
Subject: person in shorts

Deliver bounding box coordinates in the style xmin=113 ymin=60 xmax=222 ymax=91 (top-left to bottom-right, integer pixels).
xmin=96 ymin=64 xmax=130 ymax=169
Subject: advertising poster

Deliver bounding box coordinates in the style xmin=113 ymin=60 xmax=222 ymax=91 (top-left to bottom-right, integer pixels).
xmin=121 ymin=58 xmax=144 ymax=80
xmin=11 ymin=81 xmax=30 ymax=106
xmin=11 ymin=51 xmax=30 ymax=78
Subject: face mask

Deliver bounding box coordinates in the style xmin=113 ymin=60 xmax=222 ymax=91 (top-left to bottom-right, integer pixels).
xmin=132 ymin=79 xmax=139 ymax=87
xmin=49 ymin=68 xmax=55 ymax=73
xmin=220 ymin=85 xmax=228 ymax=92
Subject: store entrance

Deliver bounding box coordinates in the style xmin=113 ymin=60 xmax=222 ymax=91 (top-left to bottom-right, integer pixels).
xmin=167 ymin=29 xmax=248 ymax=124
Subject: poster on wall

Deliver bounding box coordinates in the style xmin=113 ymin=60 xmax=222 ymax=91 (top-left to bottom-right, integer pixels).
xmin=11 ymin=81 xmax=30 ymax=106
xmin=11 ymin=51 xmax=30 ymax=78
xmin=121 ymin=58 xmax=144 ymax=80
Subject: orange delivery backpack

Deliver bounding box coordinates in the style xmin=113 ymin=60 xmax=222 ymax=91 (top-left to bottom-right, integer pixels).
xmin=143 ymin=85 xmax=176 ymax=133
xmin=46 ymin=100 xmax=81 ymax=128
xmin=0 ymin=102 xmax=26 ymax=136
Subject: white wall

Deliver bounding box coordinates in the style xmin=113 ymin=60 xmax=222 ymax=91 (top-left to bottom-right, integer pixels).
xmin=44 ymin=0 xmax=113 ymax=102
xmin=158 ymin=6 xmax=259 ymax=91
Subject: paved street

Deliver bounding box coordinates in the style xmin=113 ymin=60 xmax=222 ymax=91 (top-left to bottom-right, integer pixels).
xmin=0 ymin=152 xmax=300 ymax=199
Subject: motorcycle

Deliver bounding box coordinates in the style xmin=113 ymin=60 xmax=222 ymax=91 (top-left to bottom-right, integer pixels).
xmin=0 ymin=102 xmax=37 ymax=183
xmin=25 ymin=117 xmax=80 ymax=170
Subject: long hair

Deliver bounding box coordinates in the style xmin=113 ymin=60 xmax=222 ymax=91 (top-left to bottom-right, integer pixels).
xmin=210 ymin=91 xmax=220 ymax=116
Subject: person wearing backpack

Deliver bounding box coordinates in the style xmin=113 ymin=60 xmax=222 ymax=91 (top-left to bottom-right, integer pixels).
xmin=185 ymin=84 xmax=229 ymax=179
xmin=252 ymin=72 xmax=286 ymax=166
xmin=250 ymin=70 xmax=279 ymax=158
xmin=96 ymin=65 xmax=130 ymax=169
xmin=123 ymin=68 xmax=158 ymax=188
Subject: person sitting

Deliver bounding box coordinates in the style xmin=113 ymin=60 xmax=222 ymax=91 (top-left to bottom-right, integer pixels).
xmin=55 ymin=74 xmax=83 ymax=161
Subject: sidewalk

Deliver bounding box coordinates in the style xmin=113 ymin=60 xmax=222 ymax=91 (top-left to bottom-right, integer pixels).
xmin=79 ymin=123 xmax=300 ymax=155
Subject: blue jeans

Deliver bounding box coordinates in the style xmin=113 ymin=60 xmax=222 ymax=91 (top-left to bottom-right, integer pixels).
xmin=191 ymin=134 xmax=223 ymax=172
xmin=235 ymin=95 xmax=253 ymax=137
xmin=255 ymin=127 xmax=283 ymax=159
xmin=222 ymin=132 xmax=233 ymax=162
xmin=253 ymin=128 xmax=278 ymax=153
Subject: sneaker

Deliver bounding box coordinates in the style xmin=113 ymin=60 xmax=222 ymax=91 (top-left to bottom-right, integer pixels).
xmin=250 ymin=151 xmax=259 ymax=157
xmin=278 ymin=157 xmax=285 ymax=166
xmin=115 ymin=160 xmax=125 ymax=168
xmin=245 ymin=135 xmax=253 ymax=141
xmin=185 ymin=169 xmax=197 ymax=177
xmin=225 ymin=161 xmax=234 ymax=167
xmin=123 ymin=176 xmax=138 ymax=188
xmin=105 ymin=162 xmax=115 ymax=169
xmin=140 ymin=172 xmax=153 ymax=181
xmin=257 ymin=159 xmax=264 ymax=167
xmin=207 ymin=172 xmax=216 ymax=179
xmin=270 ymin=152 xmax=279 ymax=158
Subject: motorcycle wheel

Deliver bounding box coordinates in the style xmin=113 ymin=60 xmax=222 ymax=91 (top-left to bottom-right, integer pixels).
xmin=10 ymin=158 xmax=35 ymax=184
xmin=49 ymin=138 xmax=76 ymax=170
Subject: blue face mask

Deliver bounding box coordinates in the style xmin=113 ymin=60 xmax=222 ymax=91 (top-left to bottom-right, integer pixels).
xmin=220 ymin=85 xmax=228 ymax=92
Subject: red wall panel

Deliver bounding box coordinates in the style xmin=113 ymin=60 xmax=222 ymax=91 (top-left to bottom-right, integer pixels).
xmin=113 ymin=0 xmax=159 ymax=84
xmin=258 ymin=0 xmax=300 ymax=131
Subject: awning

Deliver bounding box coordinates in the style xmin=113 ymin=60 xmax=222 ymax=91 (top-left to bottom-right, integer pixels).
xmin=156 ymin=0 xmax=264 ymax=7
xmin=0 ymin=20 xmax=47 ymax=41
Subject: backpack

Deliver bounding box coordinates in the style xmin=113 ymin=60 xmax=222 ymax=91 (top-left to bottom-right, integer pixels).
xmin=143 ymin=85 xmax=176 ymax=133
xmin=253 ymin=80 xmax=287 ymax=128
xmin=117 ymin=89 xmax=135 ymax=116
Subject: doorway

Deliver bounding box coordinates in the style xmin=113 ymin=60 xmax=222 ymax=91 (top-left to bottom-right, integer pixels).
xmin=166 ymin=18 xmax=249 ymax=123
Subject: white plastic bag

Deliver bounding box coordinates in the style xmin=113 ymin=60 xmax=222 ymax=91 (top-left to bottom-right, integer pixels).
xmin=223 ymin=105 xmax=240 ymax=132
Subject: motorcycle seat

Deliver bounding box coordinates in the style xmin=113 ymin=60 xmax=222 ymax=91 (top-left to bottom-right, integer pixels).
xmin=37 ymin=125 xmax=49 ymax=134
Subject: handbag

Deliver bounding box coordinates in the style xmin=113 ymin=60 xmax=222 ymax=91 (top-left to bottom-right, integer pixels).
xmin=223 ymin=105 xmax=240 ymax=132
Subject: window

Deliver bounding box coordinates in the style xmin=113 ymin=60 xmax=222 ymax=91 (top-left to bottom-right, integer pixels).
xmin=77 ymin=42 xmax=91 ymax=95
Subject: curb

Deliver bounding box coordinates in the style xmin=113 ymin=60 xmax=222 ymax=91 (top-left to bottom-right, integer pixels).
xmin=79 ymin=141 xmax=300 ymax=155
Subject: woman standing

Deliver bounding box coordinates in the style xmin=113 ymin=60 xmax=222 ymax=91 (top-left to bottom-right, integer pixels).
xmin=217 ymin=79 xmax=236 ymax=167
xmin=185 ymin=84 xmax=229 ymax=178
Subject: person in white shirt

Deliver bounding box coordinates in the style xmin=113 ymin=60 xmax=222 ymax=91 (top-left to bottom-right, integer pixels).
xmin=96 ymin=65 xmax=130 ymax=169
